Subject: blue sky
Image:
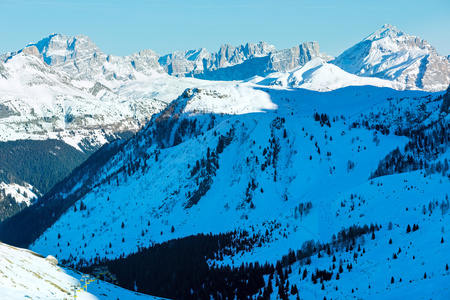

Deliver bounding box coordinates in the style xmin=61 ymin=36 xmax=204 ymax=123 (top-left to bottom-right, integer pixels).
xmin=1 ymin=0 xmax=449 ymax=57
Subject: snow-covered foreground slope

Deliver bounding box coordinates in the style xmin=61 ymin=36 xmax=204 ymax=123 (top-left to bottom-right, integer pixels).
xmin=0 ymin=242 xmax=162 ymax=300
xmin=251 ymin=58 xmax=405 ymax=91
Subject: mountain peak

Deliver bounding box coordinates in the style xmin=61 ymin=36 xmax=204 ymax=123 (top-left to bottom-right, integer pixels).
xmin=25 ymin=33 xmax=101 ymax=66
xmin=363 ymin=24 xmax=404 ymax=41
xmin=332 ymin=24 xmax=450 ymax=91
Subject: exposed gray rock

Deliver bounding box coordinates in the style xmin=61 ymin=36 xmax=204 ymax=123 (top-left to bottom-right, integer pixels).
xmin=0 ymin=61 xmax=8 ymax=79
xmin=159 ymin=42 xmax=276 ymax=77
xmin=6 ymin=34 xmax=331 ymax=83
xmin=8 ymin=33 xmax=164 ymax=83
xmin=159 ymin=48 xmax=213 ymax=76
xmin=21 ymin=46 xmax=43 ymax=61
xmin=159 ymin=41 xmax=331 ymax=80
xmin=269 ymin=42 xmax=332 ymax=71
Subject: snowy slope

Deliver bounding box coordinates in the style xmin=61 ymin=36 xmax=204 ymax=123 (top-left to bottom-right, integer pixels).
xmin=252 ymin=58 xmax=405 ymax=91
xmin=0 ymin=52 xmax=169 ymax=149
xmin=332 ymin=24 xmax=450 ymax=91
xmin=2 ymin=26 xmax=450 ymax=299
xmin=28 ymin=82 xmax=435 ymax=260
xmin=2 ymin=33 xmax=164 ymax=88
xmin=0 ymin=242 xmax=163 ymax=300
xmin=0 ymin=78 xmax=439 ymax=299
xmin=0 ymin=182 xmax=37 ymax=206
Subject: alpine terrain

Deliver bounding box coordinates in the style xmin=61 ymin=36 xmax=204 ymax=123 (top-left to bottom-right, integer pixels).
xmin=0 ymin=24 xmax=449 ymax=299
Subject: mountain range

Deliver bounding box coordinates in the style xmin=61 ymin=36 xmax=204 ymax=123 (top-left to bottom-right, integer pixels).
xmin=0 ymin=24 xmax=450 ymax=299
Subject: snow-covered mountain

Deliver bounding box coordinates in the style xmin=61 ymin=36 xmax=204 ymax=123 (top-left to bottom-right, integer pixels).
xmin=1 ymin=33 xmax=164 ymax=89
xmin=0 ymin=78 xmax=445 ymax=298
xmin=2 ymin=34 xmax=332 ymax=85
xmin=251 ymin=57 xmax=405 ymax=91
xmin=0 ymin=241 xmax=162 ymax=299
xmin=159 ymin=42 xmax=276 ymax=77
xmin=1 ymin=25 xmax=450 ymax=299
xmin=332 ymin=24 xmax=450 ymax=91
xmin=159 ymin=41 xmax=333 ymax=80
xmin=0 ymin=38 xmax=205 ymax=218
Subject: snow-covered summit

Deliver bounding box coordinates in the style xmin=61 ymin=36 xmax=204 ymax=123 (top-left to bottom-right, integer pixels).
xmin=2 ymin=33 xmax=164 ymax=87
xmin=363 ymin=24 xmax=405 ymax=41
xmin=332 ymin=24 xmax=450 ymax=91
xmin=27 ymin=33 xmax=101 ymax=66
xmin=253 ymin=57 xmax=404 ymax=91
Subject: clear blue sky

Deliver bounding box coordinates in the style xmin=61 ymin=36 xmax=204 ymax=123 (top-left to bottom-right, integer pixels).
xmin=1 ymin=0 xmax=449 ymax=57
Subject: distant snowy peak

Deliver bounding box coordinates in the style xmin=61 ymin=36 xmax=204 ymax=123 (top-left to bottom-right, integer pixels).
xmin=332 ymin=24 xmax=450 ymax=91
xmin=3 ymin=33 xmax=164 ymax=87
xmin=160 ymin=41 xmax=332 ymax=81
xmin=1 ymin=33 xmax=101 ymax=67
xmin=363 ymin=24 xmax=405 ymax=42
xmin=3 ymin=34 xmax=333 ymax=83
xmin=159 ymin=41 xmax=277 ymax=77
xmin=28 ymin=33 xmax=102 ymax=66
xmin=255 ymin=57 xmax=404 ymax=91
xmin=215 ymin=41 xmax=276 ymax=67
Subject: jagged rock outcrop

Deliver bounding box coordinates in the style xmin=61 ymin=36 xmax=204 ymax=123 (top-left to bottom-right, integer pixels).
xmin=159 ymin=42 xmax=277 ymax=77
xmin=268 ymin=41 xmax=332 ymax=71
xmin=159 ymin=41 xmax=332 ymax=80
xmin=3 ymin=34 xmax=164 ymax=84
xmin=3 ymin=34 xmax=332 ymax=83
xmin=159 ymin=48 xmax=213 ymax=76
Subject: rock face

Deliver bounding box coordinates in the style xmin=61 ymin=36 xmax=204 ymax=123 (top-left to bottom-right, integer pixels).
xmin=0 ymin=61 xmax=7 ymax=79
xmin=332 ymin=24 xmax=450 ymax=91
xmin=159 ymin=41 xmax=332 ymax=80
xmin=268 ymin=42 xmax=332 ymax=72
xmin=5 ymin=35 xmax=332 ymax=83
xmin=2 ymin=34 xmax=164 ymax=84
xmin=158 ymin=48 xmax=213 ymax=76
xmin=158 ymin=42 xmax=277 ymax=77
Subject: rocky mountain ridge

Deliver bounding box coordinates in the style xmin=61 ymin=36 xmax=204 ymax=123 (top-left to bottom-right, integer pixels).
xmin=332 ymin=24 xmax=450 ymax=91
xmin=3 ymin=25 xmax=448 ymax=91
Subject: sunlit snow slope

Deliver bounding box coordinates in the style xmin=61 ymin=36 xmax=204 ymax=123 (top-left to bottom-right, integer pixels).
xmin=0 ymin=242 xmax=163 ymax=300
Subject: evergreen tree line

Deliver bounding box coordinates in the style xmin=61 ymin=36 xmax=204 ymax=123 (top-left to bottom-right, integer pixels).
xmin=0 ymin=192 xmax=27 ymax=222
xmin=0 ymin=140 xmax=125 ymax=247
xmin=68 ymin=223 xmax=379 ymax=300
xmin=186 ymin=127 xmax=235 ymax=208
xmin=370 ymin=120 xmax=450 ymax=179
xmin=0 ymin=139 xmax=89 ymax=194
